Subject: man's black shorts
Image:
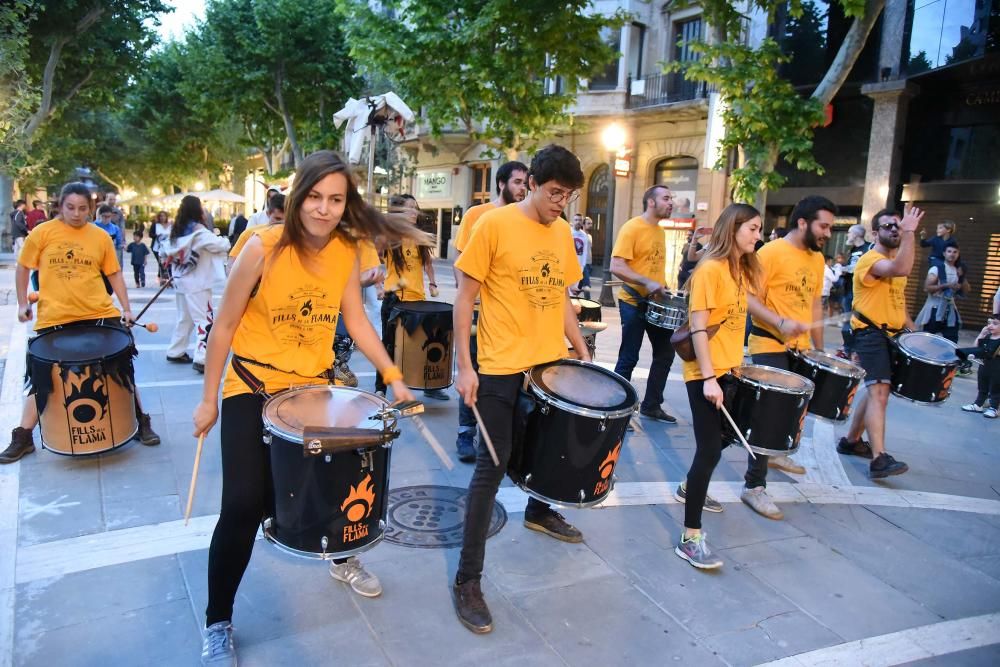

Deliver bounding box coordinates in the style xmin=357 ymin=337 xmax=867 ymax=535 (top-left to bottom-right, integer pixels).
xmin=853 ymin=327 xmax=894 ymax=386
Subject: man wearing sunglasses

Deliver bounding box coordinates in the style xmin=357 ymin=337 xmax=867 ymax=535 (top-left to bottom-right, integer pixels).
xmin=838 ymin=206 xmax=925 ymax=479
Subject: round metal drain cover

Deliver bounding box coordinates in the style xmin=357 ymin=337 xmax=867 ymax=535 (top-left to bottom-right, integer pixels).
xmin=384 ymin=485 xmax=507 ymax=549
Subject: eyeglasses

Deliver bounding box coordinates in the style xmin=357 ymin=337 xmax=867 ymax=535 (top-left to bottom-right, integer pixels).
xmin=543 ymin=186 xmax=580 ymax=205
xmin=880 ymin=222 xmax=900 ymax=230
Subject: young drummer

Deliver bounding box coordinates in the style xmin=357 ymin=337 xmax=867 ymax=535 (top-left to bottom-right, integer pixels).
xmin=191 ymin=151 xmax=430 ymax=666
xmin=2 ymin=182 xmax=160 ymax=464
xmin=676 ymin=204 xmax=763 ymax=570
xmin=451 ymin=145 xmax=589 ymax=634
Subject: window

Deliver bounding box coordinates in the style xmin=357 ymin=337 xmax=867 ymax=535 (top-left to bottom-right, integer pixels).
xmin=589 ymin=27 xmax=622 ymax=90
xmin=673 ymin=17 xmax=703 ymax=63
xmin=586 ymin=164 xmax=610 ymax=263
xmin=627 ymin=22 xmax=646 ymax=80
xmin=905 ymin=0 xmax=992 ymax=74
xmin=470 ymin=164 xmax=492 ymax=206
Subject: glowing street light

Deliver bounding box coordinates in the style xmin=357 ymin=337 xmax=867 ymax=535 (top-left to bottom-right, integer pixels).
xmin=150 ymin=186 xmax=162 ymax=196
xmin=194 ymin=181 xmax=205 ymax=191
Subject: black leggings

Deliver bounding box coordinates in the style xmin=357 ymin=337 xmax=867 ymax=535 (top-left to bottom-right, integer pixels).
xmin=683 ymin=378 xmax=728 ymax=530
xmin=374 ymin=293 xmax=400 ymax=393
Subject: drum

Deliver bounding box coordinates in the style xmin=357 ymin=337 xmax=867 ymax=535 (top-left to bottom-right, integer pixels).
xmin=645 ymin=293 xmax=688 ymax=331
xmin=390 ymin=301 xmax=454 ymax=390
xmin=570 ymin=297 xmax=602 ymax=323
xmin=27 ymin=324 xmax=138 ymax=456
xmin=510 ymin=360 xmax=638 ymax=508
xmin=891 ymin=332 xmax=959 ymax=404
xmin=723 ymin=365 xmax=814 ymax=456
xmin=790 ymin=349 xmax=865 ymax=421
xmin=262 ymin=385 xmax=398 ymax=559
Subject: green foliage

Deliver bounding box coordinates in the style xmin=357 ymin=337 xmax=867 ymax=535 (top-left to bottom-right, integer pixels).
xmin=907 ymin=50 xmax=932 ymax=75
xmin=336 ymin=0 xmax=628 ymax=154
xmin=0 ymin=1 xmax=40 ymax=179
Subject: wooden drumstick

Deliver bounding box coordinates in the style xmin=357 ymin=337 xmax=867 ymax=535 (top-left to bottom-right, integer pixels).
xmin=719 ymin=404 xmax=757 ymax=460
xmin=133 ymin=275 xmax=173 ymax=323
xmin=184 ymin=433 xmax=206 ymax=526
xmin=410 ymin=415 xmax=455 ymax=470
xmin=471 ymin=403 xmax=500 ymax=467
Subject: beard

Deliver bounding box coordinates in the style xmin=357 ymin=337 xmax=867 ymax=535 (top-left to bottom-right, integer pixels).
xmin=879 ymin=230 xmax=901 ymax=249
xmin=500 ymin=186 xmax=520 ymax=205
xmin=804 ymin=224 xmax=826 ymax=252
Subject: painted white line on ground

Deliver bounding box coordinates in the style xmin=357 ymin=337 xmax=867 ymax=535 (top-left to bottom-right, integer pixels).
xmin=17 ymin=480 xmax=1000 ymax=584
xmin=755 ymin=612 xmax=1000 ymax=666
xmin=798 ymin=418 xmax=851 ymax=487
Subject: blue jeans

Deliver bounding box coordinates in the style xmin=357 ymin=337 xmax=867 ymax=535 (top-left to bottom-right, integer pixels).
xmin=457 ymin=332 xmax=479 ymax=438
xmin=613 ymin=301 xmax=676 ymax=412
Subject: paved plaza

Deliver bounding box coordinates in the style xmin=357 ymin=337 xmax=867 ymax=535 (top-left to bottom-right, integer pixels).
xmin=1 ymin=256 xmax=999 ymax=667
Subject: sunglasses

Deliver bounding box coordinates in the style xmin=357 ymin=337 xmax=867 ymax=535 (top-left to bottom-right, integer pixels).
xmin=879 ymin=222 xmax=900 ymax=231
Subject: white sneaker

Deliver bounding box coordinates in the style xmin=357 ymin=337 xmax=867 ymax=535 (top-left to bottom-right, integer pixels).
xmin=330 ymin=557 xmax=382 ymax=597
xmin=741 ymin=486 xmax=784 ymax=520
xmin=201 ymin=622 xmax=236 ymax=666
xmin=984 ymin=407 xmax=998 ymax=419
xmin=962 ymin=403 xmax=984 ymax=413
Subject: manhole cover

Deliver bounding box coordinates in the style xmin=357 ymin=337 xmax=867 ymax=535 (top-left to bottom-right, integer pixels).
xmin=384 ymin=485 xmax=507 ymax=549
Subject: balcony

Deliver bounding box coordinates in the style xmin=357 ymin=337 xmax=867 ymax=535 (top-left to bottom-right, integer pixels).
xmin=626 ymin=71 xmax=710 ymax=109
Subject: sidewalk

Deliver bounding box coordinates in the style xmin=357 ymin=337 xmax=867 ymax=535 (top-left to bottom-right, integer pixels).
xmin=1 ymin=259 xmax=999 ymax=666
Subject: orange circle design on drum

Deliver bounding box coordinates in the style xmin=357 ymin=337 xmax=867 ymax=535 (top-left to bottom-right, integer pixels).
xmin=341 ymin=474 xmax=376 ymax=523
xmin=598 ymin=442 xmax=621 ymax=480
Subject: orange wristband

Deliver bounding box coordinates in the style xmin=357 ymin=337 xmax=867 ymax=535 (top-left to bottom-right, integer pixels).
xmin=381 ymin=365 xmax=403 ymax=385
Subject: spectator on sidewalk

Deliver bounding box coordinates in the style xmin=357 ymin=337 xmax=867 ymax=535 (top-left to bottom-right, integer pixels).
xmin=103 ymin=192 xmax=127 ymax=265
xmin=914 ymin=243 xmax=970 ymax=343
xmin=95 ymin=204 xmax=125 ymax=256
xmin=149 ymin=211 xmax=171 ymax=286
xmin=571 ymin=215 xmax=592 ymax=298
xmin=25 ymin=200 xmax=48 ymax=231
xmin=126 ymin=231 xmax=150 ymax=288
xmin=10 ymin=199 xmax=28 ymax=255
xmin=823 ymin=255 xmax=841 ymax=317
xmin=920 ymin=219 xmax=955 ymax=269
xmin=959 ymin=315 xmax=1000 ymax=419
xmin=839 ymin=223 xmax=872 ymax=359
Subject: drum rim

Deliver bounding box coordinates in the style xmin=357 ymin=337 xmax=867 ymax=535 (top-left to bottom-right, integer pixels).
xmin=262 ymin=519 xmax=385 ymax=560
xmin=738 ymin=364 xmax=816 ymax=395
xmin=28 ymin=325 xmax=133 ymax=364
xmin=390 ymin=300 xmax=453 ymax=313
xmin=792 ymin=349 xmax=866 ymax=379
xmin=528 ymin=359 xmax=638 ymax=418
xmin=570 ymin=297 xmax=602 ymax=309
xmin=262 ymin=384 xmax=390 ymax=443
xmin=895 ymin=332 xmax=959 ymax=366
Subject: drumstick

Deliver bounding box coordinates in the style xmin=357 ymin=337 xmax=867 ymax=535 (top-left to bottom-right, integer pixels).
xmin=126 ymin=321 xmax=159 ymax=333
xmin=471 ymin=403 xmax=501 ymax=467
xmin=410 ymin=415 xmax=455 ymax=470
xmin=719 ymin=404 xmax=757 ymax=460
xmin=184 ymin=433 xmax=206 ymax=526
xmin=133 ymin=276 xmax=174 ymax=323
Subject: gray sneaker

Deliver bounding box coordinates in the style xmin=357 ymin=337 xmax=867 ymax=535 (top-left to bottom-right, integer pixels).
xmin=201 ymin=622 xmax=236 ymax=666
xmin=740 ymin=485 xmax=784 ymax=520
xmin=675 ymin=532 xmax=723 ymax=570
xmin=674 ymin=482 xmax=723 ymax=513
xmin=330 ymin=557 xmax=382 ymax=598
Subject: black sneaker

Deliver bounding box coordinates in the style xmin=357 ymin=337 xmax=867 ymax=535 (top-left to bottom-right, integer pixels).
xmin=0 ymin=427 xmax=35 ymax=464
xmin=137 ymin=413 xmax=161 ymax=446
xmin=837 ymin=436 xmax=873 ymax=459
xmin=192 ymin=362 xmax=205 ymax=374
xmin=456 ymin=431 xmax=476 ymax=463
xmin=523 ymin=509 xmax=583 ymax=543
xmin=452 ymin=579 xmax=493 ymax=633
xmin=639 ymin=406 xmax=678 ymax=424
xmin=870 ymin=452 xmax=908 ymax=479
xmin=167 ymin=352 xmax=193 ymax=363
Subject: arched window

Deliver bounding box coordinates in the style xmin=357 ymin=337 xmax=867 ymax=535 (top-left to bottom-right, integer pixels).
xmin=586 ymin=164 xmax=610 ymax=263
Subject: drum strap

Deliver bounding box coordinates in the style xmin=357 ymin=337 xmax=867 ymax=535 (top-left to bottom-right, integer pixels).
xmin=749 ymin=324 xmax=781 ymax=343
xmin=852 ymin=309 xmax=899 ymax=336
xmin=621 ymin=283 xmax=647 ymax=309
xmin=231 ymin=355 xmax=337 ymax=397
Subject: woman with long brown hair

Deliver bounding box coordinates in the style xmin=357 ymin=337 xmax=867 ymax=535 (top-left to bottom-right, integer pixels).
xmin=191 ymin=151 xmax=432 ymax=665
xmin=675 ymin=203 xmax=763 ymax=570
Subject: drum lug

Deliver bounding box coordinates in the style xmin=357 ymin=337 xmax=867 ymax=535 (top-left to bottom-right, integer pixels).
xmin=379 ymin=519 xmax=386 ymax=530
xmin=324 ymin=454 xmax=332 ymax=464
xmin=525 ymin=473 xmax=532 ymax=483
xmin=263 ymin=433 xmax=272 ymax=445
xmin=539 ymin=401 xmax=550 ymax=415
xmin=798 ymin=396 xmax=806 ymax=408
xmin=787 ymin=435 xmax=793 ymax=447
xmin=835 ymin=406 xmax=841 ymax=419
xmin=599 ymin=416 xmax=608 ymax=432
xmin=361 ymin=451 xmax=375 ymax=472
xmin=579 ymin=489 xmax=586 ymax=503
xmin=320 ymin=536 xmax=328 ymax=556
xmin=755 ymin=388 xmax=761 ymax=401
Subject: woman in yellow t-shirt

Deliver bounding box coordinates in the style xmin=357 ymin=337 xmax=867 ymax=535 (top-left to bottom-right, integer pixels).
xmin=190 ymin=151 xmax=432 ymax=664
xmin=675 ymin=203 xmax=763 ymax=571
xmin=374 ymin=194 xmax=443 ymax=398
xmin=0 ymin=182 xmax=162 ymax=465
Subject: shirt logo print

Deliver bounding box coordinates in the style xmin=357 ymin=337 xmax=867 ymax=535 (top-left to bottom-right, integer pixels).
xmin=519 ymin=250 xmax=565 ymax=310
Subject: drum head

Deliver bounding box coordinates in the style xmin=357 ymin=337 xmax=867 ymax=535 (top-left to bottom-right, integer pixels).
xmin=263 ymin=385 xmax=389 ymax=442
xmin=529 ymin=360 xmax=637 ymax=415
xmin=897 ymin=332 xmax=958 ymax=364
xmin=392 ymin=300 xmax=453 ymax=314
xmin=570 ymin=298 xmax=601 ymax=311
xmin=799 ymin=349 xmax=865 ymax=379
xmin=29 ymin=325 xmax=132 ymax=363
xmin=739 ymin=365 xmax=814 ymax=394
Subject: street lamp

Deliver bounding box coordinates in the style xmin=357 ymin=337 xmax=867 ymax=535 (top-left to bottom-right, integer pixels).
xmin=150 ymin=186 xmax=162 ymax=196
xmin=599 ymin=122 xmax=626 ymax=307
xmin=194 ymin=181 xmax=205 ymax=191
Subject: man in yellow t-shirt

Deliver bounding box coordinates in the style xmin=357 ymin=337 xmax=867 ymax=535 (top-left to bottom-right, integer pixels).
xmin=744 ymin=196 xmax=834 ymax=518
xmin=610 ymin=185 xmax=678 ymax=423
xmin=839 ymin=206 xmax=924 ymax=480
xmin=451 ymin=145 xmax=588 ymax=634
xmin=452 ymin=161 xmax=528 ymax=462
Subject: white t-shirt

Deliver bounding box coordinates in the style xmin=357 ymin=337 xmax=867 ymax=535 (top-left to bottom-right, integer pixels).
xmin=246 ymin=209 xmax=270 ymax=229
xmin=823 ymin=264 xmax=841 ymax=297
xmin=572 ymin=228 xmax=591 ymax=270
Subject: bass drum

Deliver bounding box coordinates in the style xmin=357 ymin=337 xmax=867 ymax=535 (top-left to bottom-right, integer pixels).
xmin=891 ymin=332 xmax=958 ymax=404
xmin=390 ymin=301 xmax=454 ymax=390
xmin=723 ymin=365 xmax=814 ymax=456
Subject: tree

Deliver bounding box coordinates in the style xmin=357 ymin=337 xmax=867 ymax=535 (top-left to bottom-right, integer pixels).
xmin=669 ymin=0 xmax=884 ymax=203
xmin=336 ymin=0 xmax=628 ymax=157
xmin=907 ymin=50 xmax=932 ymax=75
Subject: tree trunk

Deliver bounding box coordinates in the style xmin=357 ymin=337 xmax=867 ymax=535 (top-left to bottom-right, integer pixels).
xmin=272 ymin=63 xmax=303 ymax=167
xmin=812 ymin=0 xmax=886 ymax=105
xmin=1 ymin=171 xmax=14 ymax=252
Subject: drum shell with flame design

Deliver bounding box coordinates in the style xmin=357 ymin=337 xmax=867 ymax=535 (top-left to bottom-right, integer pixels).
xmin=390 ymin=301 xmax=454 ymax=390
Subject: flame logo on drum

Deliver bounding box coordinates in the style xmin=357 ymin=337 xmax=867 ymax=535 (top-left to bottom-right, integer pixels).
xmin=299 ymin=299 xmax=313 ymax=317
xmin=422 ymin=328 xmax=450 ymax=364
xmin=64 ymin=370 xmax=108 ymax=423
xmin=341 ymin=474 xmax=376 ymax=522
xmin=599 ymin=442 xmax=621 ymax=480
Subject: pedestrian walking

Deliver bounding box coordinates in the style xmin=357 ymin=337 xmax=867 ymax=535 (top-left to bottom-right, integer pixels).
xmin=10 ymin=199 xmax=28 ymax=256
xmin=126 ymin=231 xmax=150 ymax=288
xmin=149 ymin=211 xmax=171 ymax=286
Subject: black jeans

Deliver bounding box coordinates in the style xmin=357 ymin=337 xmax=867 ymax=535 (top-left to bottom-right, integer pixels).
xmin=614 ymin=301 xmax=676 ymax=411
xmin=745 ymin=351 xmax=792 ymax=488
xmin=973 ymin=357 xmax=1000 ymax=408
xmin=457 ymin=373 xmax=549 ymax=583
xmin=683 ymin=378 xmax=729 ymax=530
xmin=374 ymin=293 xmax=400 ymax=393
xmin=132 ymin=264 xmax=145 ymax=286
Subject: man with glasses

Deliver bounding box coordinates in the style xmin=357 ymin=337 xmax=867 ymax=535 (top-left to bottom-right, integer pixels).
xmin=611 ymin=185 xmax=679 ymax=424
xmin=838 ymin=206 xmax=925 ymax=479
xmin=451 ymin=144 xmax=589 ymax=634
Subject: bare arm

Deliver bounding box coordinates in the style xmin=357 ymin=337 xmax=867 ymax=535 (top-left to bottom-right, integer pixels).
xmin=15 ymin=264 xmax=31 ymax=322
xmin=107 ymin=271 xmax=133 ymax=322
xmin=453 ymin=270 xmax=480 ymax=406
xmin=563 ymin=294 xmax=590 ymax=361
xmin=747 ymin=294 xmax=808 ymax=338
xmin=870 ymin=207 xmax=925 ymax=279
xmin=610 ymin=256 xmax=664 ymax=295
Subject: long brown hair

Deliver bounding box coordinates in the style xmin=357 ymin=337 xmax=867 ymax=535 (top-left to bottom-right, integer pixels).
xmin=695 ymin=203 xmax=762 ymax=292
xmin=276 ymin=151 xmax=432 ymax=265
xmin=386 ymin=193 xmax=433 ymax=273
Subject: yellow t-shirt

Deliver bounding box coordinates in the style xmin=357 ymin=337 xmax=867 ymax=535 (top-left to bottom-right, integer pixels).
xmin=612 ymin=216 xmax=666 ymax=306
xmin=851 ymin=249 xmax=907 ymax=331
xmin=455 ymin=205 xmax=583 ymax=375
xmin=748 ymin=239 xmax=824 ymax=355
xmin=19 ymin=220 xmax=122 ymax=330
xmin=229 ymin=225 xmax=271 ymax=259
xmin=385 ymin=240 xmax=426 ymax=301
xmin=359 ymin=240 xmax=380 ymax=273
xmin=682 ymin=259 xmax=748 ymax=382
xmin=454 ymin=201 xmax=497 ymax=252
xmin=222 ymin=226 xmax=357 ymax=398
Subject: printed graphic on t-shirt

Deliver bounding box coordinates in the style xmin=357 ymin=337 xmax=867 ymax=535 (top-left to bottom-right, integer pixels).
xmin=722 ymin=296 xmax=747 ymax=333
xmin=574 ymin=237 xmax=585 ymax=256
xmin=270 ymin=284 xmax=340 ymax=346
xmin=46 ymin=242 xmax=99 ymax=281
xmin=519 ymin=250 xmax=566 ymax=310
xmin=788 ymin=266 xmax=818 ymax=309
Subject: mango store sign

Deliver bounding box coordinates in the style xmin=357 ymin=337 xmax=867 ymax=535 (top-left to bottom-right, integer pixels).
xmin=417 ymin=171 xmax=452 ymax=199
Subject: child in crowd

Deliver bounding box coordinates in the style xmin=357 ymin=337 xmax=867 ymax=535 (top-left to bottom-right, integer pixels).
xmin=959 ymin=315 xmax=1000 ymax=419
xmin=126 ymin=231 xmax=150 ymax=287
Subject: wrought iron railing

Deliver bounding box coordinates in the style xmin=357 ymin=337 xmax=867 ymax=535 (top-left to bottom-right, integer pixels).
xmin=626 ymin=71 xmax=710 ymax=109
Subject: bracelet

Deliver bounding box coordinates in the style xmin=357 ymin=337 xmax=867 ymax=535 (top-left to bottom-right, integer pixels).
xmin=380 ymin=365 xmax=403 ymax=385
xmin=429 ymin=282 xmax=437 ymax=287
xmin=690 ymin=329 xmax=708 ymax=335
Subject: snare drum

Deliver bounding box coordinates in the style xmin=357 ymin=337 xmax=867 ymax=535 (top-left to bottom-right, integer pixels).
xmin=262 ymin=385 xmax=397 ymax=559
xmin=27 ymin=324 xmax=138 ymax=456
xmin=790 ymin=349 xmax=865 ymax=421
xmin=723 ymin=365 xmax=814 ymax=456
xmin=510 ymin=360 xmax=638 ymax=508
xmin=891 ymin=332 xmax=959 ymax=404
xmin=570 ymin=298 xmax=602 ymax=323
xmin=645 ymin=294 xmax=688 ymax=331
xmin=389 ymin=301 xmax=454 ymax=390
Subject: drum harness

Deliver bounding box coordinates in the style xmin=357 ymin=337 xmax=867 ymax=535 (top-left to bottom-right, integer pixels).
xmin=230 ymin=355 xmax=337 ymax=400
